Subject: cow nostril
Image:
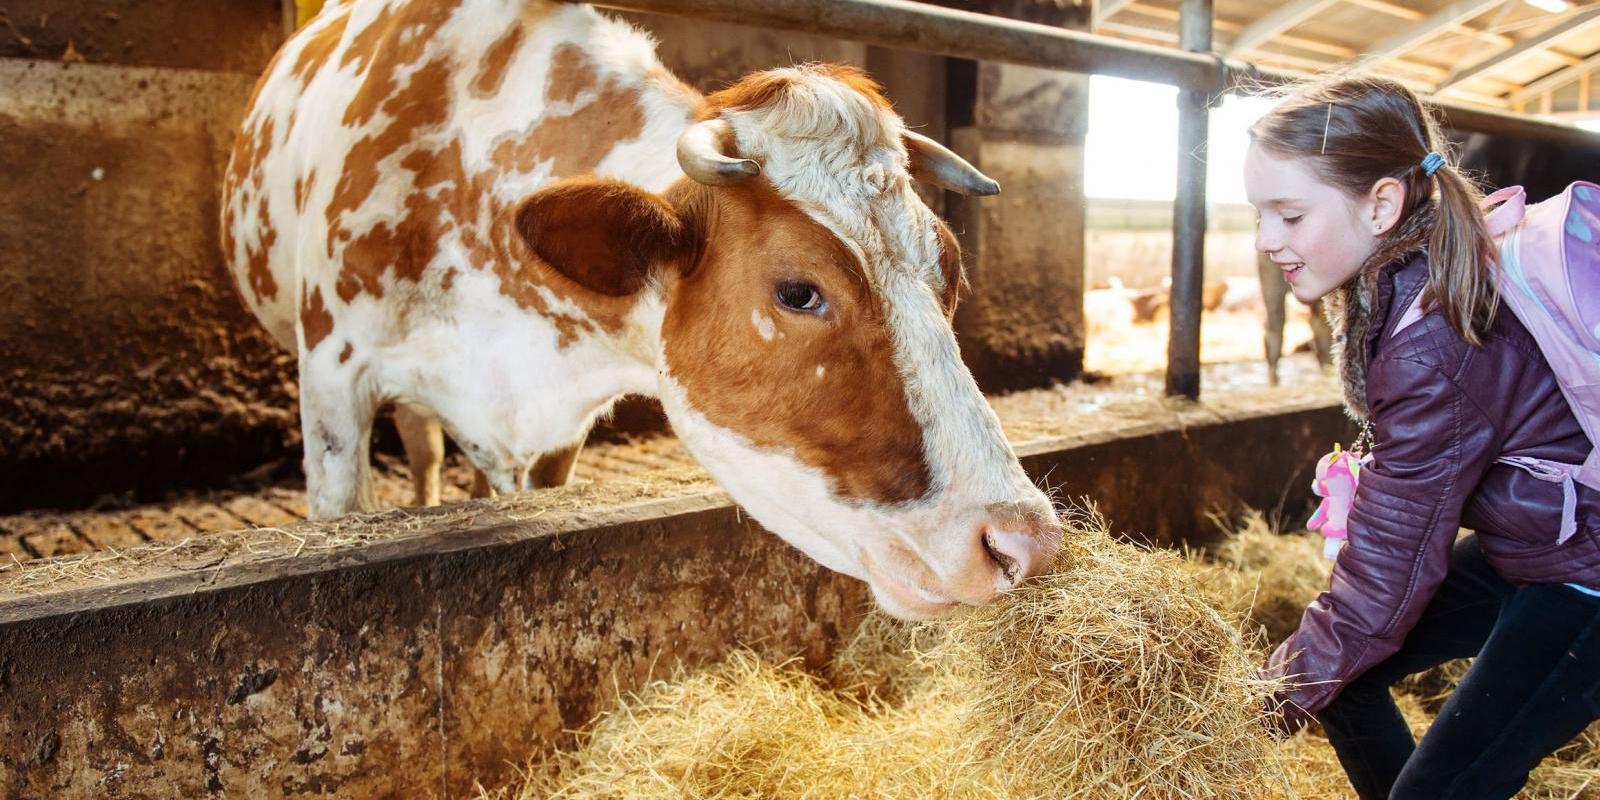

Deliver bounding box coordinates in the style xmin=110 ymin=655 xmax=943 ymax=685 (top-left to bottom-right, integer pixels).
xmin=983 ymin=530 xmax=1021 ymax=586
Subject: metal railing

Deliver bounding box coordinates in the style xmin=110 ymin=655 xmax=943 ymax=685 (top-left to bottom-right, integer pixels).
xmin=595 ymin=0 xmax=1600 ymax=397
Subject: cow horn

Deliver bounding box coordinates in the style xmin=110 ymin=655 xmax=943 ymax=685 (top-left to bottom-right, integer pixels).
xmin=676 ymin=119 xmax=760 ymax=186
xmin=903 ymin=130 xmax=1000 ymax=197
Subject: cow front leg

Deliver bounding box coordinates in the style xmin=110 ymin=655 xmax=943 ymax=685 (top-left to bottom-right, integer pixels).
xmin=530 ymin=444 xmax=582 ymax=489
xmin=393 ymin=404 xmax=444 ymax=507
xmin=300 ymin=371 xmax=378 ymax=518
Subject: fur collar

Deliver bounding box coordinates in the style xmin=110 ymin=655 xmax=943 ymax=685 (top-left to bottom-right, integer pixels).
xmin=1323 ymin=202 xmax=1436 ymax=420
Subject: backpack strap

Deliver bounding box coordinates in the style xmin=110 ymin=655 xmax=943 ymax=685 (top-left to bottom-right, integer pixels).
xmin=1496 ymin=456 xmax=1582 ymax=544
xmin=1482 ymin=185 xmax=1527 ymax=238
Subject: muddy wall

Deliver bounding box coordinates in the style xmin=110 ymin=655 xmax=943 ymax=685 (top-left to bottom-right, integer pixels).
xmin=0 ymin=2 xmax=1089 ymax=513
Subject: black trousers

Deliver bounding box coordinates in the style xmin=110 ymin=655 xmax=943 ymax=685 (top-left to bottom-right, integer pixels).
xmin=1317 ymin=534 xmax=1600 ymax=799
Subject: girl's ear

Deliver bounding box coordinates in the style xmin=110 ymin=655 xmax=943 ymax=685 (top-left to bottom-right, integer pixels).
xmin=1368 ymin=176 xmax=1406 ymax=235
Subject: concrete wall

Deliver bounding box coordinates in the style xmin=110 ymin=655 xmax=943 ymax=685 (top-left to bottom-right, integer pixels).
xmin=0 ymin=58 xmax=299 ymax=513
xmin=946 ymin=0 xmax=1090 ymax=392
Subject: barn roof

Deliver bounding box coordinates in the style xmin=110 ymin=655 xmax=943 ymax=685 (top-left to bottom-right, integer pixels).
xmin=1094 ymin=0 xmax=1600 ymax=121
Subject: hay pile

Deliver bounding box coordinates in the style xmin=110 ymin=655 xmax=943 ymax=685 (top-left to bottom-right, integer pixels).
xmin=481 ymin=513 xmax=1600 ymax=800
xmin=490 ymin=511 xmax=1291 ymax=799
xmin=1183 ymin=512 xmax=1331 ymax=647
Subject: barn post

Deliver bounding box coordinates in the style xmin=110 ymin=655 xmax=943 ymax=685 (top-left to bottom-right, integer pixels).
xmin=1165 ymin=0 xmax=1213 ymax=400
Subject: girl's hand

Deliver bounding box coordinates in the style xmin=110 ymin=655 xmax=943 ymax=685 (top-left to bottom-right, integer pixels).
xmin=1264 ymin=690 xmax=1313 ymax=739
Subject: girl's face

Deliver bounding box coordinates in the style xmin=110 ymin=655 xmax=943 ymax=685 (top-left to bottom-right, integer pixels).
xmin=1245 ymin=143 xmax=1382 ymax=303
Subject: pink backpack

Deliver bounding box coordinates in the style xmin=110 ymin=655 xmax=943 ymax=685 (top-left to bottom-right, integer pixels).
xmin=1394 ymin=181 xmax=1600 ymax=543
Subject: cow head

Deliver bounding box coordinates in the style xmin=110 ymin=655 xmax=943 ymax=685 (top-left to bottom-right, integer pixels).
xmin=516 ymin=66 xmax=1060 ymax=619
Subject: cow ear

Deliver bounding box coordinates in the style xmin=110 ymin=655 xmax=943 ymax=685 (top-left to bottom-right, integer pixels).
xmin=514 ymin=178 xmax=694 ymax=297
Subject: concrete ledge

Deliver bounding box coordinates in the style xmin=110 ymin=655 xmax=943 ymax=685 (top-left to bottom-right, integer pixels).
xmin=0 ymin=386 xmax=1353 ymax=798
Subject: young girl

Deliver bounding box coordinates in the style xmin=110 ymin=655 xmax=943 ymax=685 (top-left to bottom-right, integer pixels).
xmin=1250 ymin=75 xmax=1600 ymax=799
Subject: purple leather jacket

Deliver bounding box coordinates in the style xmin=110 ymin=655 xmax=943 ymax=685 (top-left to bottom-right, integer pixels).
xmin=1267 ymin=251 xmax=1600 ymax=724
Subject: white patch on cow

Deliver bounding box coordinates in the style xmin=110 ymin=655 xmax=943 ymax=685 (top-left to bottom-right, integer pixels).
xmin=815 ymin=364 xmax=825 ymax=379
xmin=656 ymin=372 xmax=866 ymax=579
xmin=751 ymin=309 xmax=775 ymax=341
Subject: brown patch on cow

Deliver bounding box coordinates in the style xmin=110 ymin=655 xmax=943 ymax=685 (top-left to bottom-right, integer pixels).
xmin=933 ymin=218 xmax=965 ymax=319
xmin=699 ymin=63 xmax=893 ymax=120
xmin=294 ymin=169 xmax=316 ymax=214
xmin=490 ymin=79 xmax=645 ymax=180
xmin=338 ymin=341 xmax=354 ymax=363
xmin=244 ymin=200 xmax=280 ymax=305
xmin=290 ymin=7 xmax=352 ymax=82
xmin=339 ymin=3 xmax=458 ymax=130
xmin=337 ymin=223 xmax=400 ymax=302
xmin=546 ymin=44 xmax=597 ymax=104
xmin=441 ymin=268 xmax=458 ymax=291
xmin=340 ymin=3 xmax=395 ymax=75
xmin=326 ymin=56 xmax=454 ymax=258
xmin=472 ymin=26 xmax=525 ymax=98
xmin=661 ymin=179 xmax=932 ymax=504
xmin=301 ymin=286 xmax=335 ymax=352
xmin=223 ymin=108 xmax=281 ymax=306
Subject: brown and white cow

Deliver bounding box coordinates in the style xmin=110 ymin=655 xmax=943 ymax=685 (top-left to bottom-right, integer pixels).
xmin=221 ymin=0 xmax=1060 ymax=619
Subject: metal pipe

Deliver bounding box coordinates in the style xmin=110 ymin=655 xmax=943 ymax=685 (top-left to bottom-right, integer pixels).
xmin=598 ymin=0 xmax=1223 ymax=88
xmin=593 ymin=0 xmax=1600 ymax=149
xmin=1166 ymin=0 xmax=1212 ymax=400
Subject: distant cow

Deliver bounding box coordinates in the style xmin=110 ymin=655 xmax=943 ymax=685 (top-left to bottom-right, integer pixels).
xmin=1456 ymin=130 xmax=1600 ymax=204
xmin=220 ymin=0 xmax=1059 ymax=618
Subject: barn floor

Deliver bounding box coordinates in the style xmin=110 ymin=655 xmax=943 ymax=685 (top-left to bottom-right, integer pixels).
xmin=0 ymin=352 xmax=1333 ymax=564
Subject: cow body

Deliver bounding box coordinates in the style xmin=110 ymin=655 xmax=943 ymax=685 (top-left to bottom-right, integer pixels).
xmin=225 ymin=2 xmax=689 ymax=508
xmin=223 ymin=0 xmax=1060 ymax=619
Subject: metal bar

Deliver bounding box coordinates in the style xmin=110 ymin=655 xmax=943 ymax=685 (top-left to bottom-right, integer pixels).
xmin=1167 ymin=0 xmax=1211 ymax=401
xmin=593 ymin=0 xmax=1600 ymax=148
xmin=597 ymin=0 xmax=1225 ymax=88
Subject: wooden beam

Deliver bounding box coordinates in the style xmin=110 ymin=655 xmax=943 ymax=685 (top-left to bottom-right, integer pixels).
xmin=1360 ymin=0 xmax=1510 ymax=68
xmin=1095 ymin=0 xmax=1139 ymax=29
xmin=1126 ymin=1 xmax=1355 ymax=56
xmin=1438 ymin=7 xmax=1600 ymax=91
xmin=1515 ymin=50 xmax=1600 ymax=103
xmin=1099 ymin=19 xmax=1178 ymax=44
xmin=1344 ymin=0 xmax=1423 ymax=20
xmin=1224 ymin=0 xmax=1340 ymax=55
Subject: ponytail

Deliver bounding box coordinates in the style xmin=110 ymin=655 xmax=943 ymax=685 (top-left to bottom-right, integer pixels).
xmin=1425 ymin=164 xmax=1498 ymax=346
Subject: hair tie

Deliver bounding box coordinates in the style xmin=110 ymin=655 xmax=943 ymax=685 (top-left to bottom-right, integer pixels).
xmin=1421 ymin=152 xmax=1444 ymax=177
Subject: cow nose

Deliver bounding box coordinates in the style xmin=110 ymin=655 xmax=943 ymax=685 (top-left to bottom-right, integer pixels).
xmin=978 ymin=506 xmax=1059 ymax=592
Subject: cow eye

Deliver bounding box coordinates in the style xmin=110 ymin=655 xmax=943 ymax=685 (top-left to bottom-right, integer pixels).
xmin=774 ymin=280 xmax=826 ymax=314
